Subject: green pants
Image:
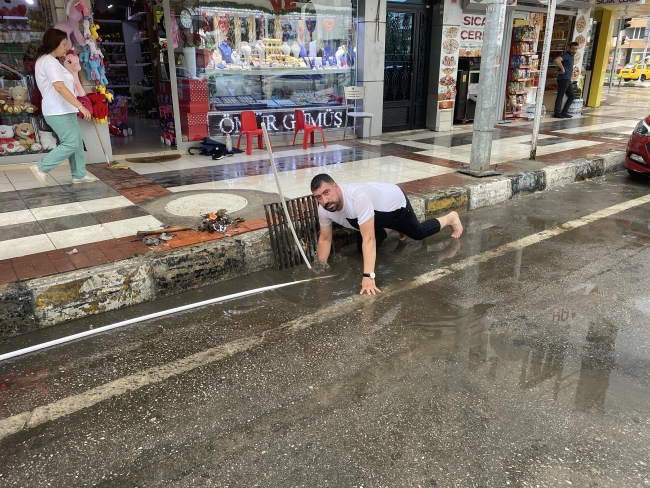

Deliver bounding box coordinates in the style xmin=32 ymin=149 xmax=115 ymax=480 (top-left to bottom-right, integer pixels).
xmin=38 ymin=113 xmax=87 ymax=179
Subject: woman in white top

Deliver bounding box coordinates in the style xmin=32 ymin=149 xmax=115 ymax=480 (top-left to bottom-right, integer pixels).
xmin=30 ymin=28 xmax=96 ymax=185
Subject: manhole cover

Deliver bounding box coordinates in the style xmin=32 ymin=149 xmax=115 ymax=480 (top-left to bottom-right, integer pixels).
xmin=165 ymin=193 xmax=248 ymax=217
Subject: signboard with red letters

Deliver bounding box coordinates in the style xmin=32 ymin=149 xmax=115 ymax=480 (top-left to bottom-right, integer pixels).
xmin=459 ymin=14 xmax=485 ymax=56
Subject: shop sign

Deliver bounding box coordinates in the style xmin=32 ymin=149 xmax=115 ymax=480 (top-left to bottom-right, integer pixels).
xmin=211 ymin=108 xmax=346 ymax=134
xmin=595 ymin=0 xmax=641 ymax=4
xmin=460 ymin=14 xmax=485 ymax=56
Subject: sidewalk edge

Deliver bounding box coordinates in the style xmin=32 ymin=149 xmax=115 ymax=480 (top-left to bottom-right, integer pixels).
xmin=0 ymin=150 xmax=626 ymax=338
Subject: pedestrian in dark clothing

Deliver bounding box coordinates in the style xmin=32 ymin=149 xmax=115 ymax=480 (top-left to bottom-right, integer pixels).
xmin=553 ymin=41 xmax=580 ymax=118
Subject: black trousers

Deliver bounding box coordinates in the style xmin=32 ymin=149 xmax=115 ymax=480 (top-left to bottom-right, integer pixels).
xmin=554 ymin=79 xmax=575 ymax=115
xmin=356 ymin=197 xmax=441 ymax=252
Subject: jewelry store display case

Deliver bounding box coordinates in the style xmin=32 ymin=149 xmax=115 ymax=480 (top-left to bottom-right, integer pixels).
xmin=166 ymin=0 xmax=357 ymax=143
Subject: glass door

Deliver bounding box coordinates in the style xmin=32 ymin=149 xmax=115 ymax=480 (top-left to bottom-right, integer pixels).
xmin=383 ymin=6 xmax=429 ymax=131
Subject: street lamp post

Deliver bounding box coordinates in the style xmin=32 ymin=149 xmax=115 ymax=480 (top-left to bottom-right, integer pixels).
xmin=459 ymin=0 xmax=507 ymax=177
xmin=530 ymin=0 xmax=557 ymax=160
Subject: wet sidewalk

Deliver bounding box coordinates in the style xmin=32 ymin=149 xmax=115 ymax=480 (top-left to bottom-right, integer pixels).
xmin=0 ymin=97 xmax=641 ymax=287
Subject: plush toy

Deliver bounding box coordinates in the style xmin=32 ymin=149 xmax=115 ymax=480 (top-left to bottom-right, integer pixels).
xmin=63 ymin=52 xmax=85 ymax=96
xmin=0 ymin=125 xmax=24 ymax=154
xmin=86 ymin=89 xmax=109 ymax=123
xmin=54 ymin=0 xmax=86 ymax=47
xmin=8 ymin=86 xmax=35 ymax=114
xmin=96 ymin=85 xmax=112 ymax=103
xmin=90 ymin=23 xmax=101 ymax=42
xmin=97 ymin=63 xmax=109 ymax=86
xmin=82 ymin=18 xmax=92 ymax=43
xmin=0 ymin=88 xmax=9 ymax=113
xmin=38 ymin=131 xmax=57 ymax=150
xmin=88 ymin=57 xmax=102 ymax=83
xmin=13 ymin=123 xmax=42 ymax=151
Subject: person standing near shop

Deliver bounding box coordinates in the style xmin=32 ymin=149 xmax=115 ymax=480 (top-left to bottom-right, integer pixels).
xmin=30 ymin=28 xmax=96 ymax=186
xmin=553 ymin=41 xmax=579 ymax=119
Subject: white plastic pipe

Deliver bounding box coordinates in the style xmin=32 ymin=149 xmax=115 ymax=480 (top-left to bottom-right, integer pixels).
xmin=0 ymin=277 xmax=332 ymax=362
xmin=261 ymin=123 xmax=313 ymax=269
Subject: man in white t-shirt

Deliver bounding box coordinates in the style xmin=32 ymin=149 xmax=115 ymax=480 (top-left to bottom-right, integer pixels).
xmin=312 ymin=174 xmax=463 ymax=295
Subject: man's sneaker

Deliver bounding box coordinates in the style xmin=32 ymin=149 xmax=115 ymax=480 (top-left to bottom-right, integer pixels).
xmin=72 ymin=174 xmax=98 ymax=184
xmin=561 ymin=112 xmax=573 ymax=118
xmin=30 ymin=164 xmax=49 ymax=186
xmin=552 ymin=113 xmax=564 ymax=118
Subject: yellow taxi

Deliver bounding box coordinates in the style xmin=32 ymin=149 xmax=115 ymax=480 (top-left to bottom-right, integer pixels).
xmin=619 ymin=62 xmax=650 ymax=81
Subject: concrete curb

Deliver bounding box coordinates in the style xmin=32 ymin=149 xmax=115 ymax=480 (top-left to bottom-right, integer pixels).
xmin=0 ymin=150 xmax=626 ymax=337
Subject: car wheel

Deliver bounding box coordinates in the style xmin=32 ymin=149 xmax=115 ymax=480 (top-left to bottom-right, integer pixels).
xmin=642 ymin=75 xmax=647 ymax=82
xmin=623 ymin=78 xmax=631 ymax=81
xmin=628 ymin=169 xmax=647 ymax=180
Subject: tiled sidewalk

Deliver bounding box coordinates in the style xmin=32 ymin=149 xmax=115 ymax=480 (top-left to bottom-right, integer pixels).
xmin=0 ymin=111 xmax=635 ymax=285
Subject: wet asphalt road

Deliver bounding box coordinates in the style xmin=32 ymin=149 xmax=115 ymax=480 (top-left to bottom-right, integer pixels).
xmin=2 ymin=171 xmax=650 ymax=487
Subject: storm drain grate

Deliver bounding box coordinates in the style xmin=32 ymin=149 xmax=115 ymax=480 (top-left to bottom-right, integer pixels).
xmin=264 ymin=195 xmax=321 ymax=270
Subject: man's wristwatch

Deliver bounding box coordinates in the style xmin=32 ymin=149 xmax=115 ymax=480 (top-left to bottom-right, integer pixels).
xmin=363 ymin=272 xmax=376 ymax=280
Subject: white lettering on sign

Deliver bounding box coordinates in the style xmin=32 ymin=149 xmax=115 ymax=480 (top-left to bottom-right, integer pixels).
xmin=596 ymin=0 xmax=641 ymax=4
xmin=214 ymin=109 xmax=345 ymax=135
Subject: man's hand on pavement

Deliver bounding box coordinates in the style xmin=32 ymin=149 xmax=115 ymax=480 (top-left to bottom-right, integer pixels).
xmin=360 ymin=277 xmax=381 ymax=295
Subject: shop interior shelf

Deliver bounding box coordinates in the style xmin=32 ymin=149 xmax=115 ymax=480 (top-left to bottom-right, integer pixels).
xmin=208 ymin=67 xmax=354 ymax=77
xmin=102 ymin=42 xmax=125 ymax=45
xmin=127 ymin=11 xmax=146 ymax=20
xmin=95 ymin=19 xmax=122 ymax=24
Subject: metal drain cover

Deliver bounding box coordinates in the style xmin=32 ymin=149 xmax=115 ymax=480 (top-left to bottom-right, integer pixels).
xmin=165 ymin=193 xmax=248 ymax=217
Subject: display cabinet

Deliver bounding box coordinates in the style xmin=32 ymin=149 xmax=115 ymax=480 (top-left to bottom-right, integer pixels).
xmin=166 ymin=1 xmax=357 ymax=143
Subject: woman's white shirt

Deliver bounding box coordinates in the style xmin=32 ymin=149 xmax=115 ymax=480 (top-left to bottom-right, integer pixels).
xmin=35 ymin=54 xmax=78 ymax=116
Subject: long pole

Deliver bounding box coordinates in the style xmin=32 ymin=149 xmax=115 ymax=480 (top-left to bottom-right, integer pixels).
xmin=467 ymin=0 xmax=508 ymax=173
xmin=262 ymin=123 xmax=312 ymax=269
xmin=530 ymin=0 xmax=557 ymax=160
xmin=641 ymin=18 xmax=650 ymax=66
xmin=608 ymin=19 xmax=622 ymax=92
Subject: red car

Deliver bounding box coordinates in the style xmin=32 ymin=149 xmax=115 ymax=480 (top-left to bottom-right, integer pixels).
xmin=626 ymin=115 xmax=650 ymax=177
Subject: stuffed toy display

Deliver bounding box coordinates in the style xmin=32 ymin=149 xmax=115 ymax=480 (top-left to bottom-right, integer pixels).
xmin=86 ymin=87 xmax=109 ymax=123
xmin=13 ymin=123 xmax=42 ymax=151
xmin=7 ymin=86 xmax=36 ymax=114
xmin=38 ymin=131 xmax=57 ymax=150
xmin=0 ymin=125 xmax=25 ymax=154
xmin=54 ymin=0 xmax=87 ymax=46
xmin=63 ymin=51 xmax=86 ymax=96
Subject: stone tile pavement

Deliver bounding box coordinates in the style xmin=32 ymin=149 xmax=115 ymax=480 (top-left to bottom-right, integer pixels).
xmin=0 ymin=108 xmax=638 ymax=286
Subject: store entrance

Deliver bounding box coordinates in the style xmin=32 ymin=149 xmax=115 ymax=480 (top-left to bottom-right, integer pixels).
xmin=382 ymin=5 xmax=430 ymax=132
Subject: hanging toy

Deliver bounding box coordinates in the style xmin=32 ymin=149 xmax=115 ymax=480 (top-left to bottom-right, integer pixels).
xmin=63 ymin=50 xmax=85 ymax=96
xmin=54 ymin=0 xmax=86 ymax=46
xmin=90 ymin=23 xmax=101 ymax=41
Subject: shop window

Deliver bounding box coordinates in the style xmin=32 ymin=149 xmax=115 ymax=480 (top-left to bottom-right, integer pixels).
xmin=164 ymin=0 xmax=357 ymax=144
xmin=0 ymin=0 xmax=54 ymax=159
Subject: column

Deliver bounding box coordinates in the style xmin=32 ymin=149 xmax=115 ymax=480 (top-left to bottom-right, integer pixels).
xmin=357 ymin=0 xmax=387 ymax=138
xmin=467 ymin=0 xmax=507 ymax=173
xmin=586 ymin=7 xmax=617 ymax=108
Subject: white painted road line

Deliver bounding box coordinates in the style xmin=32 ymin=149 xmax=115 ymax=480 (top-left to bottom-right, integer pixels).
xmin=2 ymin=193 xmax=650 ymax=440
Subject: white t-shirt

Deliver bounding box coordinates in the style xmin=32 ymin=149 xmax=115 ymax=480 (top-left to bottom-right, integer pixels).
xmin=35 ymin=55 xmax=78 ymax=116
xmin=318 ymin=182 xmax=407 ymax=229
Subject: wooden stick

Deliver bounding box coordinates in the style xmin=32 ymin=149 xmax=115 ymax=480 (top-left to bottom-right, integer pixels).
xmin=137 ymin=226 xmax=192 ymax=238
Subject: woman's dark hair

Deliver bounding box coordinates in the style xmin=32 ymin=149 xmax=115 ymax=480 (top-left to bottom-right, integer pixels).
xmin=35 ymin=29 xmax=67 ymax=59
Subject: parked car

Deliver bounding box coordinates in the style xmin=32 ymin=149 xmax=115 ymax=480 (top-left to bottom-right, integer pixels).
xmin=619 ymin=62 xmax=650 ymax=81
xmin=625 ymin=115 xmax=650 ymax=177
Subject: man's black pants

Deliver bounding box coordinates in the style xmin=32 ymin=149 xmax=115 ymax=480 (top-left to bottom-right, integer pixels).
xmin=554 ymin=79 xmax=575 ymax=115
xmin=356 ymin=197 xmax=441 ymax=253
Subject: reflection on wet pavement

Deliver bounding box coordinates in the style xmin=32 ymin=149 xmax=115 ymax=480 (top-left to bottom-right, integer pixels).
xmin=2 ymin=172 xmax=650 ymax=486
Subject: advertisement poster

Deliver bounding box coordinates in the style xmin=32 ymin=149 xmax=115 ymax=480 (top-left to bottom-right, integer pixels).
xmin=438 ymin=25 xmax=461 ymax=110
